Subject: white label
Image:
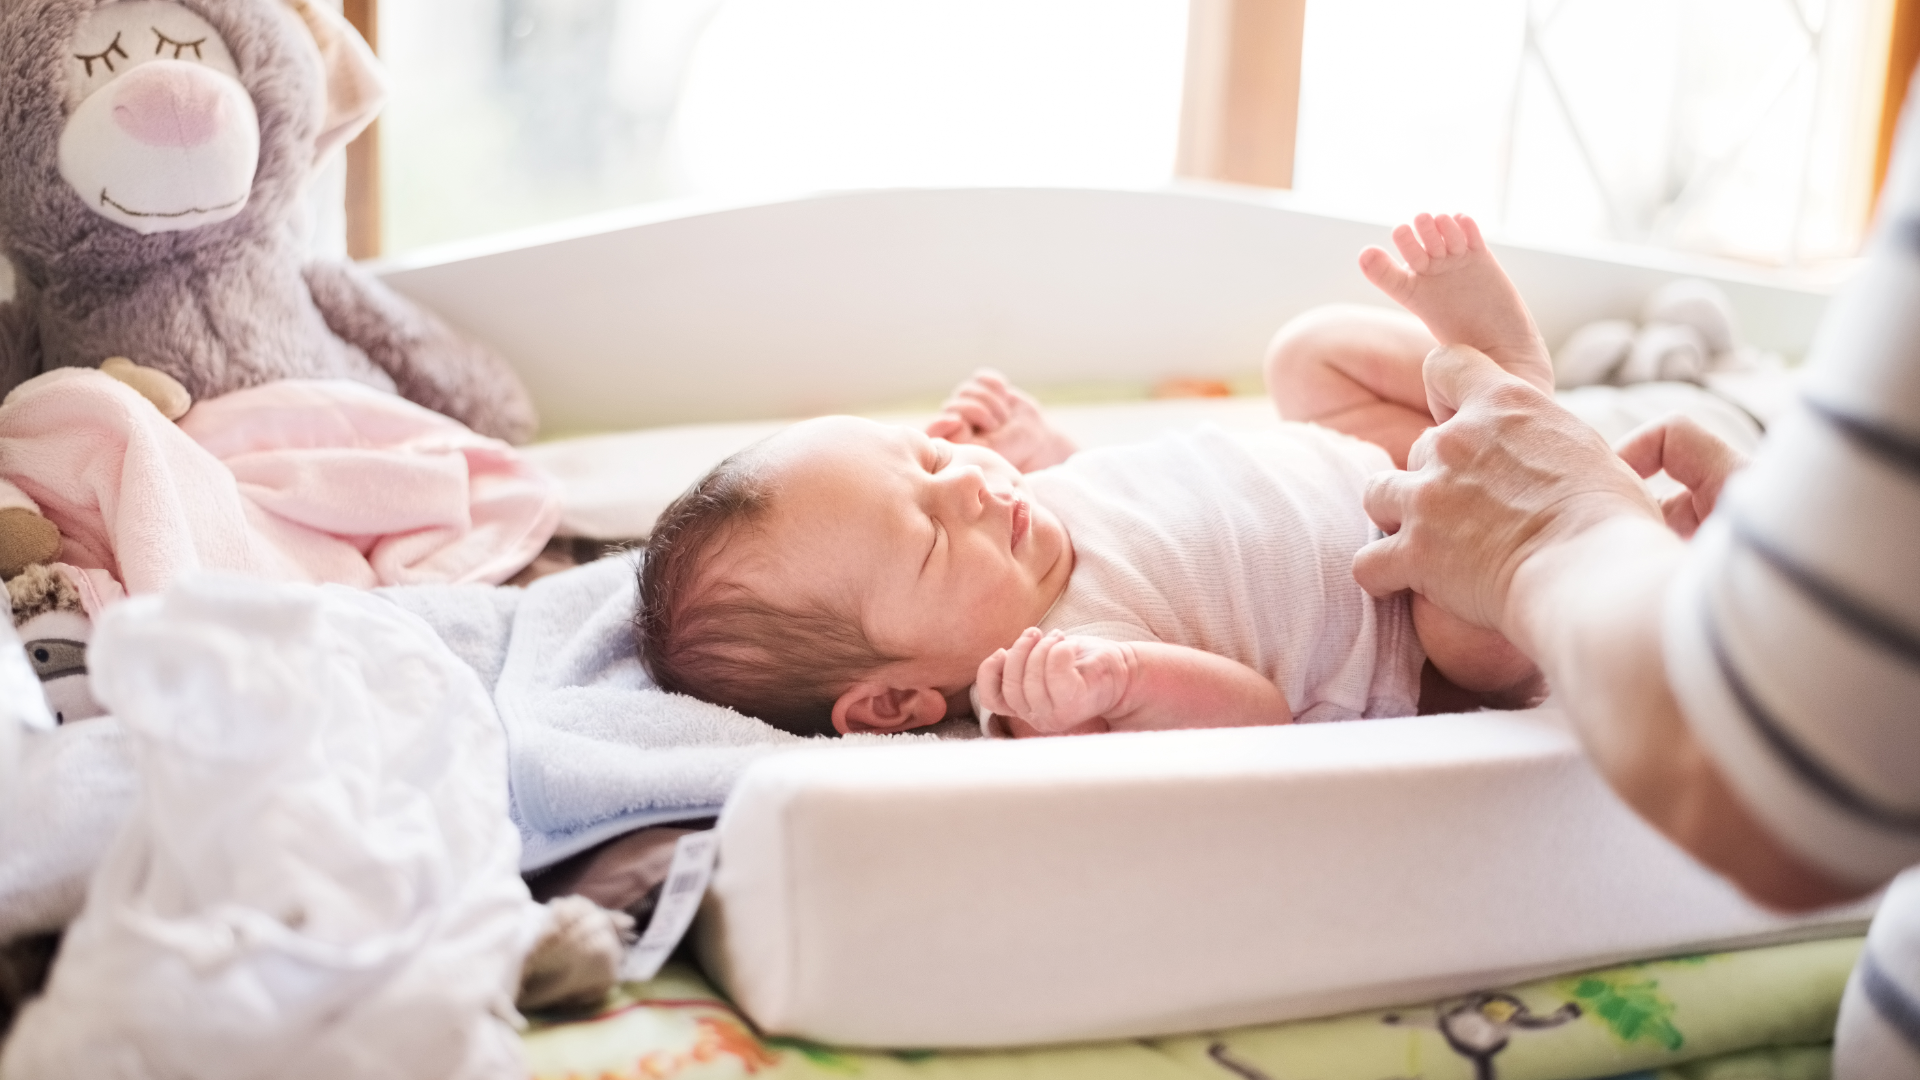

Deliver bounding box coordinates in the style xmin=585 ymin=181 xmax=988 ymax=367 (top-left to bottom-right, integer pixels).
xmin=620 ymin=829 xmax=719 ymax=982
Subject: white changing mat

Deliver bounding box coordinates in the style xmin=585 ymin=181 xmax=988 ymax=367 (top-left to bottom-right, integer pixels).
xmin=697 ymin=709 xmax=1872 ymax=1049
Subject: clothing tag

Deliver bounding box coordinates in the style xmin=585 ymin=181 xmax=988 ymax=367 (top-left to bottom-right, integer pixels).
xmin=620 ymin=829 xmax=720 ymax=982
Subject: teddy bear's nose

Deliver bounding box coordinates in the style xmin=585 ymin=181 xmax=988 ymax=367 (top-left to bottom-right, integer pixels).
xmin=109 ymin=62 xmax=227 ymax=149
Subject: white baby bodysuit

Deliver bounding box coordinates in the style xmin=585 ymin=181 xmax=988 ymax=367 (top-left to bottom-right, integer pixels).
xmin=984 ymin=423 xmax=1423 ymax=732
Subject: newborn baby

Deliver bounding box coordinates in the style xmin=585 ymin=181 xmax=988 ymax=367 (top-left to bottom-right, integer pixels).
xmin=637 ymin=214 xmax=1552 ymax=737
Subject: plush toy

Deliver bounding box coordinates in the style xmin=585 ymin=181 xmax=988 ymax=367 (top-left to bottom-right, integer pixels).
xmin=6 ymin=565 xmax=104 ymax=727
xmin=0 ymin=0 xmax=540 ymax=577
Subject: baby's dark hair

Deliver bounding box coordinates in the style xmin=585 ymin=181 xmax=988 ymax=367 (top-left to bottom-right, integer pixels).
xmin=635 ymin=446 xmax=902 ymax=737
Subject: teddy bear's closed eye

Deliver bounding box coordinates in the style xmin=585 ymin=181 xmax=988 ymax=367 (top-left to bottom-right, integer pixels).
xmin=72 ymin=31 xmax=127 ymax=77
xmin=152 ymin=30 xmax=207 ymax=60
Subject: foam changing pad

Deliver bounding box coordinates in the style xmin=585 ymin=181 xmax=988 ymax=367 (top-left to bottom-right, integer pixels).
xmin=697 ymin=711 xmax=1869 ymax=1049
xmin=525 ymin=938 xmax=1859 ymax=1080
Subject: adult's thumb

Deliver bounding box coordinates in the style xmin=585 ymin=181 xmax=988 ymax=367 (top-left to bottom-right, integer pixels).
xmin=1352 ymin=534 xmax=1413 ymax=599
xmin=1422 ymin=344 xmax=1531 ymax=425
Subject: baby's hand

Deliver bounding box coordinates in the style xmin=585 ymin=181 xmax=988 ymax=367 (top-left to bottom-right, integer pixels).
xmin=925 ymin=369 xmax=1077 ymax=473
xmin=976 ymin=628 xmax=1132 ymax=735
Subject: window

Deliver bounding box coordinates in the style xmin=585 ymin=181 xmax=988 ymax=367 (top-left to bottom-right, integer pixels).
xmin=1291 ymin=0 xmax=1894 ymax=268
xmin=375 ymin=0 xmax=1187 ymax=254
xmin=363 ymin=0 xmax=1905 ymax=269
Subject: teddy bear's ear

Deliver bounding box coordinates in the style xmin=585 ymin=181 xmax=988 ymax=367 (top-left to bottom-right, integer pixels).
xmin=283 ymin=0 xmax=388 ymax=162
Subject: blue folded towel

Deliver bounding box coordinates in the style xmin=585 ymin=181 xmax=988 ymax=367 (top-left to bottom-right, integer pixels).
xmin=382 ymin=556 xmax=812 ymax=870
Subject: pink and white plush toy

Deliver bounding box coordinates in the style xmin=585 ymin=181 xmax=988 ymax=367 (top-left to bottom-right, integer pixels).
xmin=0 ymin=0 xmax=541 ymax=578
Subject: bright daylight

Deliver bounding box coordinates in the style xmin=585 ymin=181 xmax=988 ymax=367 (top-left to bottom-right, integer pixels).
xmin=0 ymin=1 xmax=1915 ymax=1078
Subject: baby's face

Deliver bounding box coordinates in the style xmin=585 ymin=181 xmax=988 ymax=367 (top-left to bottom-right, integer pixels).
xmin=730 ymin=416 xmax=1073 ymax=692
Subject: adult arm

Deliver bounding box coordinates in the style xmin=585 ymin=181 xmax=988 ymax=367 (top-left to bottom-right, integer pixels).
xmin=1355 ymin=346 xmax=1876 ymax=910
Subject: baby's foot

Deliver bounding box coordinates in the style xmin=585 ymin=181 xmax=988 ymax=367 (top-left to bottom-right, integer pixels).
xmin=1359 ymin=214 xmax=1553 ymax=395
xmin=926 ymin=369 xmax=1077 ymax=473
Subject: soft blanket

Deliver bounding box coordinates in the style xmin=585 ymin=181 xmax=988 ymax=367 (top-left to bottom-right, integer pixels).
xmin=525 ymin=939 xmax=1861 ymax=1080
xmin=4 ymin=578 xmax=541 ymax=1080
xmin=0 ymin=369 xmax=559 ymax=604
xmin=379 ymin=556 xmax=934 ymax=871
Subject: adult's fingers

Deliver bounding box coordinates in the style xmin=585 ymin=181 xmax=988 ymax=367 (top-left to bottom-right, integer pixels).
xmin=1361 ymin=470 xmax=1413 ymax=536
xmin=1614 ymin=414 xmax=1748 ymax=492
xmin=1351 ymin=531 xmax=1415 ymax=599
xmin=1660 ymin=488 xmax=1705 ymax=540
xmin=1420 ymin=343 xmax=1539 ymax=425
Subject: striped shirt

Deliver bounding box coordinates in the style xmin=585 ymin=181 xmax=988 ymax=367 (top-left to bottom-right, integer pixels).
xmin=1662 ymin=97 xmax=1920 ymax=1070
xmin=1662 ymin=161 xmax=1920 ymax=893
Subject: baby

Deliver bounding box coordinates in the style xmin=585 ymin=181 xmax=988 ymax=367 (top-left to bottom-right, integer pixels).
xmin=637 ymin=213 xmax=1553 ymax=738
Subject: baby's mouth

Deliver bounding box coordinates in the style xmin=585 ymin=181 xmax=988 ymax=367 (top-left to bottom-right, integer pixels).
xmin=1010 ymin=497 xmax=1031 ymax=551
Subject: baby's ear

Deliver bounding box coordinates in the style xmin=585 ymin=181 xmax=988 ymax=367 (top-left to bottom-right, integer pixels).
xmin=284 ymin=0 xmax=388 ymax=162
xmin=832 ymin=683 xmax=948 ymax=735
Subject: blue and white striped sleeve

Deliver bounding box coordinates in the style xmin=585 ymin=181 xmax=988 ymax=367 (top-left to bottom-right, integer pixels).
xmin=1662 ymin=132 xmax=1920 ymax=890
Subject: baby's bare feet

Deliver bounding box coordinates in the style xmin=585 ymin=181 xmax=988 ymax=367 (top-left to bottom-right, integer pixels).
xmin=926 ymin=369 xmax=1077 ymax=472
xmin=1358 ymin=213 xmax=1553 ymax=395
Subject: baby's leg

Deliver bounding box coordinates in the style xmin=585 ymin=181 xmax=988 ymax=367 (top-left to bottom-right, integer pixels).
xmin=1359 ymin=213 xmax=1554 ymax=395
xmin=1412 ymin=594 xmax=1544 ymax=709
xmin=1264 ymin=304 xmax=1438 ymax=467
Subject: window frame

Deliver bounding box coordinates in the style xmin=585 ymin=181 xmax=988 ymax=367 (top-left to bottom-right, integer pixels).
xmin=344 ymin=0 xmax=1917 ymax=259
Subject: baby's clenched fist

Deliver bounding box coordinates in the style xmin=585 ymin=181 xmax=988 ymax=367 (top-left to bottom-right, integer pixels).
xmin=975 ymin=628 xmax=1134 ymax=735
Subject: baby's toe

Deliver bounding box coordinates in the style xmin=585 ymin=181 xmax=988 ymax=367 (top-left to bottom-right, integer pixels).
xmin=1412 ymin=214 xmax=1448 ymax=260
xmin=1390 ymin=224 xmax=1429 ymax=272
xmin=1359 ymin=247 xmax=1414 ymax=298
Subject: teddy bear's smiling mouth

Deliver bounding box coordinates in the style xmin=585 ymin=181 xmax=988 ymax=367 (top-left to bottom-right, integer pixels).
xmin=99 ymin=188 xmax=247 ymax=219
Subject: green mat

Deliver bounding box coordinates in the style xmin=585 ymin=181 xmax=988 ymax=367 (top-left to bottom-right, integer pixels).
xmin=523 ymin=936 xmax=1858 ymax=1080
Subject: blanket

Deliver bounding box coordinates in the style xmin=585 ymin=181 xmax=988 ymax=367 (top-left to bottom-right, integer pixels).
xmin=0 ymin=555 xmax=884 ymax=934
xmin=522 ymin=939 xmax=1861 ymax=1080
xmin=381 ymin=556 xmax=950 ymax=871
xmin=0 ymin=369 xmax=559 ymax=603
xmin=383 ymin=556 xmax=862 ymax=870
xmin=4 ymin=578 xmax=542 ymax=1080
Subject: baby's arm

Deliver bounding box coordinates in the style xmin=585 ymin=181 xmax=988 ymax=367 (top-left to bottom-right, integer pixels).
xmin=926 ymin=369 xmax=1077 ymax=472
xmin=975 ymin=628 xmax=1291 ymax=736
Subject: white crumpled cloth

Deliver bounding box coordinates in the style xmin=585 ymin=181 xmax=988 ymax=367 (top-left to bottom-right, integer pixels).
xmin=1 ymin=576 xmax=546 ymax=1080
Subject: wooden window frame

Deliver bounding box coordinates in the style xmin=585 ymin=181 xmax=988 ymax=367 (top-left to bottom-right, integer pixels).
xmin=1175 ymin=0 xmax=1307 ymax=189
xmin=343 ymin=0 xmax=380 ymax=260
xmin=341 ymin=0 xmax=1918 ymax=249
xmin=1876 ymin=0 xmax=1920 ymax=208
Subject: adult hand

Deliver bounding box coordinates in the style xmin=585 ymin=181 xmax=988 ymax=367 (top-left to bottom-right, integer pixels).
xmin=1613 ymin=415 xmax=1749 ymax=539
xmin=1352 ymin=345 xmax=1661 ymax=638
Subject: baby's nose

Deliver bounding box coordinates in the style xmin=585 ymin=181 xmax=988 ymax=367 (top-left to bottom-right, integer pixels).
xmin=110 ymin=62 xmax=227 ymax=148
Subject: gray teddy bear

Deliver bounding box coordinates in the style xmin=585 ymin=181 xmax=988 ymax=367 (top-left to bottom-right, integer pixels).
xmin=0 ymin=0 xmax=540 ymax=576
